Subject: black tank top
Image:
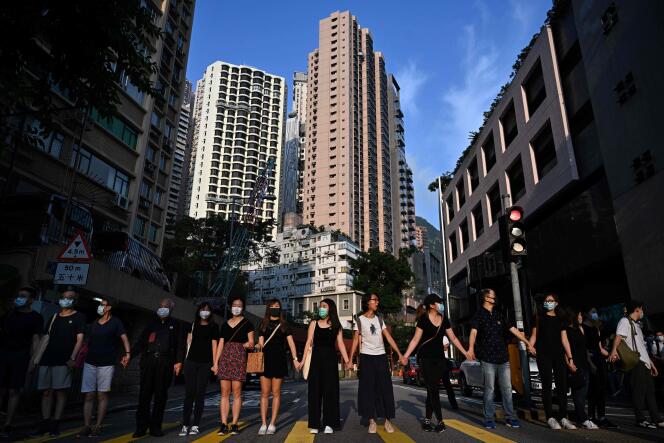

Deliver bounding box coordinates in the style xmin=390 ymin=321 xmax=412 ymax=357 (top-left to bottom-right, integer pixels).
xmin=313 ymin=321 xmax=336 ymax=349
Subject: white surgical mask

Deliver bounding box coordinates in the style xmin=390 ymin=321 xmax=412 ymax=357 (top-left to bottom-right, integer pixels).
xmin=59 ymin=298 xmax=74 ymax=308
xmin=231 ymin=306 xmax=243 ymax=316
xmin=543 ymin=301 xmax=556 ymax=311
xmin=199 ymin=310 xmax=211 ymax=319
xmin=14 ymin=296 xmax=28 ymax=307
xmin=96 ymin=305 xmax=106 ymax=316
xmin=658 ymin=336 xmax=664 ymax=343
xmin=157 ymin=307 xmax=170 ymax=318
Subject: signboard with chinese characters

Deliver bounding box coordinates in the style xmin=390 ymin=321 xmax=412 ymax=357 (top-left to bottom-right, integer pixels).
xmin=53 ymin=263 xmax=89 ymax=285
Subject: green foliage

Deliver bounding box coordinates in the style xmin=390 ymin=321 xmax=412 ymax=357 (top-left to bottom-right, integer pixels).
xmin=428 ymin=171 xmax=453 ymax=193
xmin=389 ymin=321 xmax=416 ymax=353
xmin=350 ymin=247 xmax=415 ymax=316
xmin=293 ymin=310 xmax=316 ymax=324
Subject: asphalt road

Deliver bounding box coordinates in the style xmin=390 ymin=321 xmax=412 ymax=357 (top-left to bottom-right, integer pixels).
xmin=17 ymin=379 xmax=664 ymax=443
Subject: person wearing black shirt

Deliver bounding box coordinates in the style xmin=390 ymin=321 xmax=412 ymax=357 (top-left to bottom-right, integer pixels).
xmin=0 ymin=287 xmax=43 ymax=438
xmin=256 ymin=299 xmax=299 ymax=436
xmin=178 ymin=303 xmax=218 ymax=437
xmin=132 ymin=298 xmax=184 ymax=438
xmin=34 ymin=289 xmax=85 ymax=437
xmin=468 ymin=289 xmax=534 ymax=430
xmin=529 ymin=294 xmax=576 ymax=430
xmin=401 ymin=294 xmax=470 ymax=433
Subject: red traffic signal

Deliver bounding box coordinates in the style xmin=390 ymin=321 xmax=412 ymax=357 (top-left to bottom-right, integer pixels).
xmin=500 ymin=206 xmax=527 ymax=260
xmin=508 ymin=206 xmax=524 ymax=222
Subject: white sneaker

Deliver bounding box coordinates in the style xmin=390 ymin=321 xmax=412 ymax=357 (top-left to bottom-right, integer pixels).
xmin=561 ymin=418 xmax=577 ymax=430
xmin=582 ymin=420 xmax=598 ymax=430
xmin=324 ymin=426 xmax=334 ymax=434
xmin=189 ymin=426 xmax=199 ymax=435
xmin=178 ymin=426 xmax=189 ymax=436
xmin=258 ymin=424 xmax=267 ymax=435
xmin=267 ymin=424 xmax=276 ymax=435
xmin=310 ymin=428 xmax=319 ymax=434
xmin=548 ymin=418 xmax=562 ymax=430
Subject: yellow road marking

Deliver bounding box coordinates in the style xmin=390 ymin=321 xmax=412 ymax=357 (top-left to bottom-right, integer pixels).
xmin=22 ymin=426 xmax=85 ymax=443
xmin=191 ymin=422 xmax=247 ymax=442
xmin=100 ymin=422 xmax=178 ymax=443
xmin=446 ymin=419 xmax=516 ymax=443
xmin=376 ymin=422 xmax=415 ymax=443
xmin=283 ymin=421 xmax=315 ymax=443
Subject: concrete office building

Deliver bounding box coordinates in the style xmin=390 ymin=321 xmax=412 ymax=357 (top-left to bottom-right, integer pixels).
xmin=167 ymin=79 xmax=194 ymax=226
xmin=293 ymin=71 xmax=308 ymax=124
xmin=278 ymin=113 xmax=303 ymax=226
xmin=414 ymin=225 xmax=427 ymax=251
xmin=188 ymin=61 xmax=287 ymax=227
xmin=304 ymin=11 xmax=395 ymax=253
xmin=184 ymin=78 xmax=204 ymax=215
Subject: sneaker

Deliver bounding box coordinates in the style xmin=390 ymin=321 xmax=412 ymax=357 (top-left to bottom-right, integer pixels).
xmin=258 ymin=424 xmax=267 ymax=435
xmin=230 ymin=424 xmax=240 ymax=434
xmin=132 ymin=429 xmax=147 ymax=438
xmin=657 ymin=421 xmax=664 ymax=429
xmin=598 ymin=417 xmax=617 ymax=428
xmin=582 ymin=420 xmax=599 ymax=430
xmin=267 ymin=424 xmax=276 ymax=435
xmin=547 ymin=417 xmax=562 ymax=430
xmin=435 ymin=421 xmax=447 ymax=433
xmin=506 ymin=418 xmax=521 ymax=428
xmin=310 ymin=428 xmax=319 ymax=434
xmin=217 ymin=423 xmax=228 ymax=435
xmin=90 ymin=426 xmax=102 ymax=437
xmin=422 ymin=419 xmax=434 ymax=432
xmin=369 ymin=420 xmax=377 ymax=433
xmin=561 ymin=418 xmax=577 ymax=430
xmin=384 ymin=420 xmax=395 ymax=433
xmin=49 ymin=420 xmax=61 ymax=437
xmin=484 ymin=420 xmax=496 ymax=429
xmin=179 ymin=426 xmax=189 ymax=436
xmin=189 ymin=426 xmax=200 ymax=435
xmin=324 ymin=426 xmax=333 ymax=434
xmin=637 ymin=420 xmax=657 ymax=429
xmin=77 ymin=426 xmax=93 ymax=438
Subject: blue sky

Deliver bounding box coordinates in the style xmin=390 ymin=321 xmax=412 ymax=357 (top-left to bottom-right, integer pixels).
xmin=186 ymin=0 xmax=552 ymax=227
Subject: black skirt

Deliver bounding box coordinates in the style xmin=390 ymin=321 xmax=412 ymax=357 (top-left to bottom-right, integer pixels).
xmin=357 ymin=353 xmax=395 ymax=419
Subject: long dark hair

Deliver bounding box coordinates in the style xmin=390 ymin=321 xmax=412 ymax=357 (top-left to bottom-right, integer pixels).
xmin=535 ymin=293 xmax=563 ymax=328
xmin=193 ymin=302 xmax=215 ymax=327
xmin=320 ymin=298 xmax=342 ymax=334
xmin=563 ymin=306 xmax=582 ymax=330
xmin=259 ymin=298 xmax=287 ymax=333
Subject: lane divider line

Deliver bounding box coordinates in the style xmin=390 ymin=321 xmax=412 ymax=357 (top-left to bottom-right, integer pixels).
xmin=191 ymin=421 xmax=248 ymax=443
xmin=100 ymin=422 xmax=178 ymax=443
xmin=376 ymin=422 xmax=416 ymax=443
xmin=445 ymin=419 xmax=516 ymax=443
xmin=284 ymin=420 xmax=316 ymax=443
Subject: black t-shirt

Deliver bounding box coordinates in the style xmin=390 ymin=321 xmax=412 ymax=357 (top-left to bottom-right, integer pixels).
xmin=187 ymin=323 xmax=219 ymax=364
xmin=582 ymin=323 xmax=601 ymax=356
xmin=535 ymin=314 xmax=565 ymax=355
xmin=40 ymin=312 xmax=86 ymax=366
xmin=85 ymin=316 xmax=126 ymax=366
xmin=0 ymin=310 xmax=44 ymax=352
xmin=416 ymin=314 xmax=451 ymax=359
xmin=566 ymin=326 xmax=589 ymax=370
xmin=259 ymin=320 xmax=292 ymax=350
xmin=220 ymin=318 xmax=253 ymax=344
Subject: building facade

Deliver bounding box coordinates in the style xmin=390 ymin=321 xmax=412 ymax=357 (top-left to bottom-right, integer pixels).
xmin=414 ymin=225 xmax=427 ymax=251
xmin=303 ymin=11 xmax=395 ymax=253
xmin=188 ymin=61 xmax=286 ymax=227
xmin=167 ymin=79 xmax=194 ymax=227
xmin=292 ymin=71 xmax=308 ymax=124
xmin=278 ymin=113 xmax=303 ymax=227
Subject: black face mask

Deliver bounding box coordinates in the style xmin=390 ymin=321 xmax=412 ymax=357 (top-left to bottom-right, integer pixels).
xmin=269 ymin=308 xmax=281 ymax=318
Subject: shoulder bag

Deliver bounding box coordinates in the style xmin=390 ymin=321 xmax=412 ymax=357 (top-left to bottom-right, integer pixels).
xmin=185 ymin=322 xmax=195 ymax=360
xmin=32 ymin=314 xmax=58 ymax=367
xmin=617 ymin=318 xmax=641 ymax=372
xmin=416 ymin=318 xmax=443 ymax=365
xmin=246 ymin=324 xmax=280 ymax=373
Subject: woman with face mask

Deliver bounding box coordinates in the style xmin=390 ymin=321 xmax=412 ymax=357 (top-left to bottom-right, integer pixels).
xmin=178 ymin=303 xmax=218 ymax=437
xmin=400 ymin=294 xmax=471 ymax=433
xmin=255 ymin=299 xmax=299 ymax=435
xmin=528 ymin=294 xmax=576 ymax=430
xmin=212 ymin=296 xmax=254 ymax=436
xmin=297 ymin=298 xmax=350 ymax=434
xmin=581 ymin=307 xmax=615 ymax=428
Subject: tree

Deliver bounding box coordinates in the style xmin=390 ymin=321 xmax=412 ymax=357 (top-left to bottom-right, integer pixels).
xmin=350 ymin=247 xmax=416 ymax=316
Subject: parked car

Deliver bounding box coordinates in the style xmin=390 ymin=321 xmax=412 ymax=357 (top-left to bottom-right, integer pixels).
xmin=402 ymin=357 xmax=419 ymax=385
xmin=447 ymin=358 xmax=461 ymax=387
xmin=92 ymin=231 xmax=171 ymax=292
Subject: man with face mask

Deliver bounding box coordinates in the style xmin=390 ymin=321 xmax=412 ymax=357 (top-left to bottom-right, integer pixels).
xmin=132 ymin=298 xmax=185 ymax=438
xmin=610 ymin=300 xmax=663 ymax=429
xmin=467 ymin=289 xmax=535 ymax=429
xmin=0 ymin=287 xmax=43 ymax=437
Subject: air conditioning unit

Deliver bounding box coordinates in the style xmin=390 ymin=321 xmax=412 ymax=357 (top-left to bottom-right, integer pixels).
xmin=113 ymin=194 xmax=130 ymax=210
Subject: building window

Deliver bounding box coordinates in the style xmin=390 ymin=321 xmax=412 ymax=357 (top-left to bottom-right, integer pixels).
xmin=531 ymin=121 xmax=557 ymax=181
xmin=91 ymin=108 xmax=138 ymax=149
xmin=133 ymin=217 xmax=147 ymax=238
xmin=154 ymin=189 xmax=163 ymax=206
xmin=449 ymin=232 xmax=458 ymax=262
xmin=446 ymin=195 xmax=454 ymax=222
xmin=148 ymin=223 xmax=159 ymax=243
xmin=71 ymin=145 xmax=129 ymax=196
xmin=160 ymin=153 xmax=167 ymax=171
xmin=506 ymin=155 xmax=526 ymax=202
xmin=313 ymin=302 xmax=318 ymax=312
xmin=487 ymin=183 xmax=501 ymax=225
xmin=468 ymin=157 xmax=479 ymax=192
xmin=459 ymin=220 xmax=469 ymax=252
xmin=343 ymin=299 xmax=349 ymax=310
xmin=523 ymin=60 xmax=546 ymax=118
xmin=482 ymin=133 xmax=496 ymax=173
xmin=500 ymin=101 xmax=518 ymax=148
xmin=139 ymin=180 xmax=152 ymax=199
xmin=456 ymin=180 xmax=465 ymax=208
xmin=472 ymin=204 xmax=484 ymax=238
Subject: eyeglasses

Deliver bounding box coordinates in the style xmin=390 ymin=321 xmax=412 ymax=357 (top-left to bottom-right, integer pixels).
xmin=369 ymin=298 xmax=379 ymax=302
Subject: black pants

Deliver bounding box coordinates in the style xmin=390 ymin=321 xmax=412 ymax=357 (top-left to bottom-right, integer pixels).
xmin=587 ymin=355 xmax=607 ymax=419
xmin=570 ymin=368 xmax=589 ymax=423
xmin=136 ymin=356 xmax=174 ymax=433
xmin=357 ymin=353 xmax=395 ymax=420
xmin=420 ymin=358 xmax=445 ymax=421
xmin=307 ymin=347 xmax=340 ymax=429
xmin=537 ymin=353 xmax=568 ymax=420
xmin=182 ymin=360 xmax=210 ymax=427
xmin=631 ymin=361 xmax=661 ymax=423
xmin=442 ymin=363 xmax=458 ymax=409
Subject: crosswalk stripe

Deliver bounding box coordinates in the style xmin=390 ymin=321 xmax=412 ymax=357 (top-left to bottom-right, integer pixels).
xmin=376 ymin=422 xmax=415 ymax=443
xmin=190 ymin=422 xmax=247 ymax=442
xmin=100 ymin=422 xmax=178 ymax=443
xmin=283 ymin=421 xmax=315 ymax=443
xmin=445 ymin=419 xmax=516 ymax=443
xmin=21 ymin=426 xmax=86 ymax=443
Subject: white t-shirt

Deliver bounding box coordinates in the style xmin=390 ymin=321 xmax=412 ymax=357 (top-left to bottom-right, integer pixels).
xmin=353 ymin=314 xmax=386 ymax=355
xmin=617 ymin=317 xmax=652 ymax=369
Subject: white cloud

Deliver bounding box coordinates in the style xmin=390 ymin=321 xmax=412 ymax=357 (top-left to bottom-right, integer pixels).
xmin=509 ymin=0 xmax=539 ymax=33
xmin=395 ymin=61 xmax=428 ymax=117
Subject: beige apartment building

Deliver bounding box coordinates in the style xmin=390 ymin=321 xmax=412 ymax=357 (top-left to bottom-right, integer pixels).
xmin=304 ymin=11 xmax=395 ymax=253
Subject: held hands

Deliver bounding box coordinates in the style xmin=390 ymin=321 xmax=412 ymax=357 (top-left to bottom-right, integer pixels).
xmin=609 ymin=351 xmax=620 ymax=363
xmin=66 ymin=359 xmax=77 ymax=370
xmin=567 ymin=359 xmax=577 ymax=373
xmin=527 ymin=344 xmax=537 ymax=356
xmin=211 ymin=364 xmax=218 ymax=374
xmin=466 ymin=349 xmax=476 ymax=361
xmin=399 ymin=355 xmax=408 ymax=366
xmin=174 ymin=362 xmax=182 ymax=376
xmin=243 ymin=341 xmax=254 ymax=350
xmin=345 ymin=360 xmax=353 ymax=370
xmin=120 ymin=354 xmax=130 ymax=368
xmin=652 ymin=365 xmax=659 ymax=377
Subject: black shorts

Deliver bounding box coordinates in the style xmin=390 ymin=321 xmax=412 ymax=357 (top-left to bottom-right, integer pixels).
xmin=0 ymin=349 xmax=31 ymax=390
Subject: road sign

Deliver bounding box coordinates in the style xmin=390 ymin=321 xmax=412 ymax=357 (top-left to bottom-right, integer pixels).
xmin=57 ymin=232 xmax=92 ymax=262
xmin=53 ymin=263 xmax=89 ymax=285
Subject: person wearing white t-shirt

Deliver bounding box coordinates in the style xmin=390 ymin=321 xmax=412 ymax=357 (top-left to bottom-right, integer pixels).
xmin=610 ymin=300 xmax=663 ymax=429
xmin=347 ymin=293 xmax=403 ymax=434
